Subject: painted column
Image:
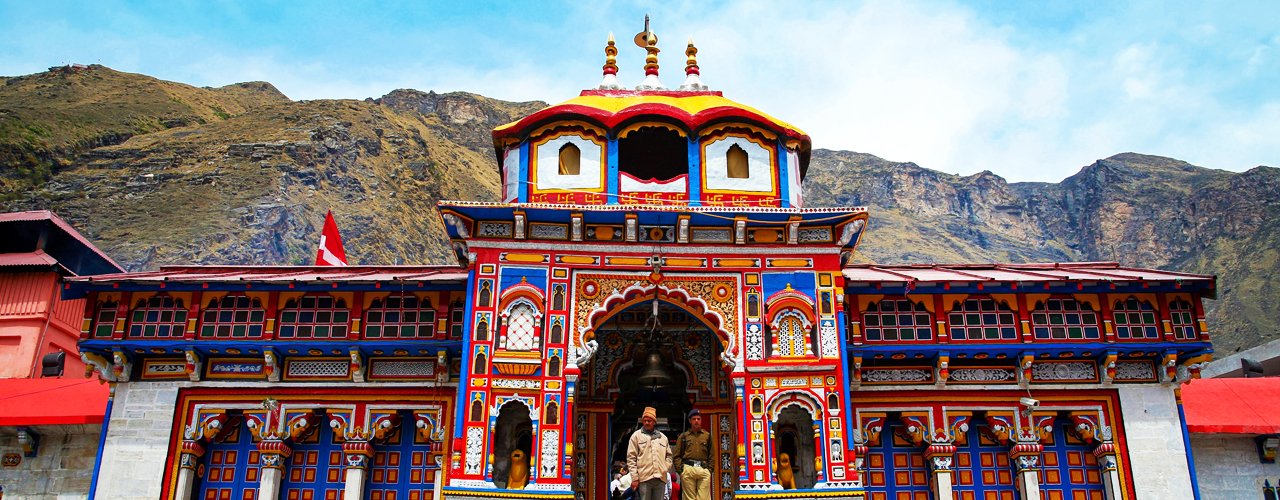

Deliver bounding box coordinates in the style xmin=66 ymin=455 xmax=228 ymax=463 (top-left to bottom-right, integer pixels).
xmin=257 ymin=439 xmax=292 ymax=500
xmin=343 ymin=441 xmax=374 ymax=499
xmin=1009 ymin=440 xmax=1043 ymax=500
xmin=174 ymin=440 xmax=206 ymax=500
xmin=924 ymin=442 xmax=956 ymax=500
xmin=1093 ymin=441 xmax=1123 ymax=500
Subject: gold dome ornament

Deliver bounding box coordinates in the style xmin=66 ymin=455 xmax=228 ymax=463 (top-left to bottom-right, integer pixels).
xmin=678 ymin=38 xmax=708 ymax=91
xmin=597 ymin=33 xmax=622 ymax=90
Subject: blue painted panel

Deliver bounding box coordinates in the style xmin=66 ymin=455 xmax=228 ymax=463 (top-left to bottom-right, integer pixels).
xmin=776 ymin=140 xmax=791 ymax=208
xmin=763 ymin=271 xmax=817 ymax=297
xmin=1039 ymin=417 xmax=1106 ymax=497
xmin=282 ymin=419 xmax=344 ymax=498
xmin=863 ymin=421 xmax=930 ymax=499
xmin=518 ymin=141 xmax=531 ymax=202
xmin=499 ymin=267 xmax=548 ymax=292
xmin=687 ymin=136 xmax=702 ymax=206
xmin=196 ymin=422 xmax=258 ymax=499
xmin=952 ymin=422 xmax=1018 ymax=498
xmin=606 ymin=138 xmax=620 ymax=205
xmin=455 ymin=270 xmax=479 ymax=438
xmin=366 ymin=412 xmax=437 ymax=500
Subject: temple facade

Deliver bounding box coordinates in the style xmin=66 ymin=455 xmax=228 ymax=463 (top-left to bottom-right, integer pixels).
xmin=72 ymin=27 xmax=1215 ymax=500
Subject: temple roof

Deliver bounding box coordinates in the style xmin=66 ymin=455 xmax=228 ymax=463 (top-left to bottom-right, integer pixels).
xmin=0 ymin=210 xmax=124 ymax=276
xmin=1182 ymin=377 xmax=1280 ymax=434
xmin=843 ymin=262 xmax=1216 ymax=296
xmin=62 ymin=265 xmax=469 ymax=297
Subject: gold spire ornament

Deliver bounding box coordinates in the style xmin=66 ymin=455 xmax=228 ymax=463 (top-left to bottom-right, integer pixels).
xmin=597 ymin=32 xmax=622 ymax=90
xmin=635 ymin=15 xmax=666 ymax=90
xmin=678 ymin=37 xmax=708 ymax=91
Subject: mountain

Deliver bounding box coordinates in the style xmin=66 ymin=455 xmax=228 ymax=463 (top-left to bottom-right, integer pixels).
xmin=1 ymin=65 xmax=1274 ymax=354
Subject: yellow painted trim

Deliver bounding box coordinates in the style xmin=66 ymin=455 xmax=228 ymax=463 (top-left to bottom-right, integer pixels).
xmin=528 ymin=132 xmax=607 ymax=194
xmin=766 ymin=258 xmax=812 ymax=268
xmin=606 ymin=257 xmax=650 ymax=266
xmin=502 ymin=253 xmax=548 ymax=264
xmin=494 ymin=94 xmax=807 ymax=137
xmin=714 ymin=258 xmax=760 ymax=267
xmin=618 ymin=120 xmax=687 ymax=138
xmin=557 ymin=255 xmax=598 ymax=265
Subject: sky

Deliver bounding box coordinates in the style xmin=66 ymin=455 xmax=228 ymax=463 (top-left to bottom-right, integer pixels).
xmin=1 ymin=0 xmax=1277 ymax=182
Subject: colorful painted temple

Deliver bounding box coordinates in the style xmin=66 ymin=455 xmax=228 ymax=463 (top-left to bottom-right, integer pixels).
xmin=70 ymin=26 xmax=1217 ymax=500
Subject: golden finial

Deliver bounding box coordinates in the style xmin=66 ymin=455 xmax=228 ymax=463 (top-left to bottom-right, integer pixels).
xmin=634 ymin=15 xmax=666 ymax=90
xmin=643 ymin=32 xmax=660 ymax=77
xmin=685 ymin=38 xmax=699 ymax=76
xmin=603 ymin=32 xmax=618 ymax=76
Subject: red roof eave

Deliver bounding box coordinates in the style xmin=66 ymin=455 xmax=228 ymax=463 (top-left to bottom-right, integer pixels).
xmin=0 ymin=378 xmax=109 ymax=426
xmin=492 ymin=103 xmax=811 ymax=145
xmin=1182 ymin=378 xmax=1280 ymax=435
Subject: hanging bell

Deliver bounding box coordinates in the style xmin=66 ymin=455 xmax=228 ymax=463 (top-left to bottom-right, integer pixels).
xmin=636 ymin=349 xmax=674 ymax=389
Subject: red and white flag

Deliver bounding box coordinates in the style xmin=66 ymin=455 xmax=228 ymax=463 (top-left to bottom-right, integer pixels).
xmin=315 ymin=210 xmax=348 ymax=266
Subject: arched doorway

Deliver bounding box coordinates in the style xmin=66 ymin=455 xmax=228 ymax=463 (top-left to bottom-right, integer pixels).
xmin=572 ymin=294 xmax=736 ymax=499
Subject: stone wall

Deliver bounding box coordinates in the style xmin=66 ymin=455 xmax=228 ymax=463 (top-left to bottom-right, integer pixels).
xmin=1117 ymin=385 xmax=1195 ymax=498
xmin=1191 ymin=434 xmax=1280 ymax=499
xmin=93 ymin=382 xmax=181 ymax=500
xmin=0 ymin=425 xmax=99 ymax=500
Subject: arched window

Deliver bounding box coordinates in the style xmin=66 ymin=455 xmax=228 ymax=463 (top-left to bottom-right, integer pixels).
xmin=470 ymin=399 xmax=485 ymax=422
xmin=473 ymin=352 xmax=488 ymax=375
xmin=746 ymin=294 xmax=760 ymax=318
xmin=1031 ymin=298 xmax=1099 ymax=340
xmin=552 ymin=284 xmax=566 ymax=311
xmin=547 ymin=356 xmax=562 ymax=377
xmin=1169 ymin=299 xmax=1198 ymax=340
xmin=200 ymin=295 xmax=265 ymax=339
xmin=1113 ymin=297 xmax=1158 ymax=340
xmin=726 ymin=144 xmax=749 ymax=179
xmin=128 ymin=295 xmax=187 ymax=339
xmin=862 ymin=298 xmax=932 ymax=342
xmin=501 ymin=302 xmax=539 ymax=351
xmin=474 ymin=315 xmax=490 ymax=341
xmin=92 ymin=299 xmax=118 ymax=338
xmin=827 ymin=394 xmax=840 ymax=412
xmin=948 ymin=298 xmax=1017 ymax=341
xmin=478 ymin=281 xmax=493 ymax=308
xmin=549 ymin=319 xmax=563 ymax=345
xmin=770 ymin=308 xmax=813 ymax=357
xmin=544 ymin=401 xmax=560 ymax=425
xmin=364 ymin=295 xmax=436 ymax=339
xmin=278 ymin=295 xmax=349 ymax=339
xmin=558 ymin=143 xmax=581 ymax=175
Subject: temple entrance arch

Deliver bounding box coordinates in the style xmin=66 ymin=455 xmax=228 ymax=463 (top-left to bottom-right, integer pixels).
xmin=570 ymin=282 xmax=738 ymax=500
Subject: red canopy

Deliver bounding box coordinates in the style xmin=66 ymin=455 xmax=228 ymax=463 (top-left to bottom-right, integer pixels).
xmin=1181 ymin=377 xmax=1280 ymax=434
xmin=0 ymin=378 xmax=109 ymax=426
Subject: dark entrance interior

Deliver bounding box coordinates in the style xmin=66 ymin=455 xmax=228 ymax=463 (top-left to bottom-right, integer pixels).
xmin=618 ymin=126 xmax=687 ymax=181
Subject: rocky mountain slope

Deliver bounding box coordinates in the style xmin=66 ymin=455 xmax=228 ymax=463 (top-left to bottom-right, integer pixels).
xmin=1 ymin=65 xmax=1274 ymax=353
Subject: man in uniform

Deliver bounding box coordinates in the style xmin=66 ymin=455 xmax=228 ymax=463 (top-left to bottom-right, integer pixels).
xmin=627 ymin=407 xmax=671 ymax=500
xmin=673 ymin=409 xmax=711 ymax=500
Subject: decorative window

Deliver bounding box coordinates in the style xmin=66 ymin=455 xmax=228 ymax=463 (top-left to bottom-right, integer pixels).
xmin=864 ymin=420 xmax=930 ymax=498
xmin=473 ymin=352 xmax=487 ymax=375
xmin=827 ymin=394 xmax=839 ymax=412
xmin=364 ymin=295 xmax=436 ymax=339
xmin=278 ymin=295 xmax=349 ymax=339
xmin=282 ymin=415 xmax=343 ymax=498
xmin=726 ymin=144 xmax=749 ymax=179
xmin=552 ymin=284 xmax=565 ymax=311
xmin=747 ymin=294 xmax=760 ymax=318
xmin=547 ymin=356 xmax=561 ymax=377
xmin=952 ymin=422 xmax=1016 ymax=497
xmin=367 ymin=412 xmax=435 ymax=499
xmin=558 ymin=143 xmax=580 ymax=175
xmin=449 ymin=300 xmax=465 ymax=340
xmin=500 ymin=301 xmax=540 ymax=351
xmin=1032 ymin=298 xmax=1100 ymax=340
xmin=200 ymin=295 xmax=265 ymax=339
xmin=862 ymin=298 xmax=932 ymax=342
xmin=1169 ymin=299 xmax=1198 ymax=340
xmin=544 ymin=401 xmax=560 ymax=425
xmin=128 ymin=295 xmax=187 ymax=339
xmin=770 ymin=308 xmax=813 ymax=357
xmin=1113 ymin=298 xmax=1159 ymax=340
xmin=92 ymin=300 xmax=118 ymax=338
xmin=549 ymin=318 xmax=563 ymax=345
xmin=478 ymin=280 xmax=493 ymax=308
xmin=474 ymin=315 xmax=490 ymax=341
xmin=949 ymin=298 xmax=1017 ymax=341
xmin=470 ymin=400 xmax=484 ymax=422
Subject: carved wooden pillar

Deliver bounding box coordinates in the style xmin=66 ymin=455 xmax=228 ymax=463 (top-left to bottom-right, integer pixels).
xmin=342 ymin=441 xmax=374 ymax=499
xmin=1094 ymin=441 xmax=1123 ymax=500
xmin=923 ymin=442 xmax=957 ymax=500
xmin=256 ymin=439 xmax=292 ymax=500
xmin=174 ymin=440 xmax=205 ymax=500
xmin=1009 ymin=439 xmax=1043 ymax=500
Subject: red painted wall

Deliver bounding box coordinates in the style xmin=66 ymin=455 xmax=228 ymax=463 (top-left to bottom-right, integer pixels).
xmin=0 ymin=271 xmax=87 ymax=378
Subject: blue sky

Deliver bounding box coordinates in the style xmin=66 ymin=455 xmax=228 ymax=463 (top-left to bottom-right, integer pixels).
xmin=1 ymin=0 xmax=1276 ymax=182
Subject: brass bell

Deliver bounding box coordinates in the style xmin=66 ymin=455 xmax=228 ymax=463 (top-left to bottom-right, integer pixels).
xmin=636 ymin=349 xmax=673 ymax=389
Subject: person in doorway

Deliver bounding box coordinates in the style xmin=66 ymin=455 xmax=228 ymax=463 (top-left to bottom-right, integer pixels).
xmin=673 ymin=409 xmax=712 ymax=500
xmin=626 ymin=406 xmax=671 ymax=500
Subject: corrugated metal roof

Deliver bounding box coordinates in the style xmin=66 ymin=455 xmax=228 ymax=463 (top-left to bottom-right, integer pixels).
xmin=65 ymin=265 xmax=470 ymax=284
xmin=842 ymin=262 xmax=1214 ymax=284
xmin=1182 ymin=377 xmax=1280 ymax=434
xmin=0 ymin=250 xmax=60 ymax=269
xmin=0 ymin=210 xmax=124 ymax=272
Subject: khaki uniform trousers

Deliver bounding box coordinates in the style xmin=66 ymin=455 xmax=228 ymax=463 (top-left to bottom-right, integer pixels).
xmin=680 ymin=463 xmax=711 ymax=500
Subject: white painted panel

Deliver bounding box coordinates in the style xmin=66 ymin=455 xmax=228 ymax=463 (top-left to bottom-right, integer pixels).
xmin=787 ymin=150 xmax=802 ymax=207
xmin=704 ymin=137 xmax=774 ymax=192
xmin=503 ymin=147 xmax=521 ymax=202
xmin=1117 ymin=385 xmax=1195 ymax=498
xmin=620 ymin=173 xmax=687 ymax=193
xmin=533 ymin=135 xmax=603 ymax=190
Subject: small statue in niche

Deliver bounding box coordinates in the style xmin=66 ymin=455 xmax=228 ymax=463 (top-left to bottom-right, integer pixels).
xmin=775 ymin=452 xmax=796 ymax=489
xmin=508 ymin=449 xmax=530 ymax=489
